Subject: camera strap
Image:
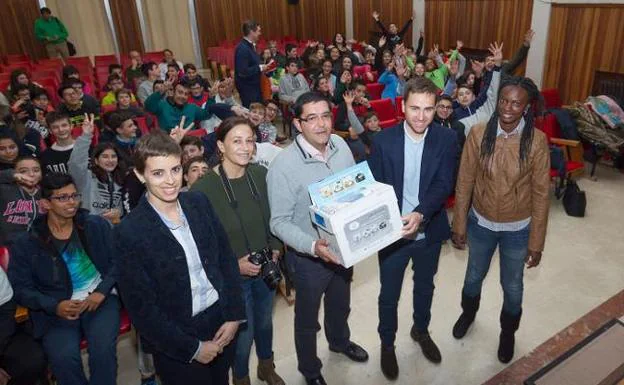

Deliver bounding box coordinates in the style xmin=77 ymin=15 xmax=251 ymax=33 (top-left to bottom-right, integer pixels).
xmin=218 ymin=164 xmax=272 ymax=255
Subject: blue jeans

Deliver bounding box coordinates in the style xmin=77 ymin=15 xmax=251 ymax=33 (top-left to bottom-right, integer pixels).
xmin=42 ymin=295 xmax=120 ymax=385
xmin=233 ymin=277 xmax=275 ymax=378
xmin=378 ymin=239 xmax=442 ymax=347
xmin=463 ymin=212 xmax=530 ymax=315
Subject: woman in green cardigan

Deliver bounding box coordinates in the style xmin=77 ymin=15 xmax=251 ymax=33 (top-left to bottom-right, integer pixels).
xmin=191 ymin=116 xmax=285 ymax=385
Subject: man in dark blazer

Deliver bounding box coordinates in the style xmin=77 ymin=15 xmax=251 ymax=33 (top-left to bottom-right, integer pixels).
xmin=234 ymin=20 xmax=266 ymax=108
xmin=114 ymin=133 xmax=245 ymax=385
xmin=367 ymin=77 xmax=459 ymax=380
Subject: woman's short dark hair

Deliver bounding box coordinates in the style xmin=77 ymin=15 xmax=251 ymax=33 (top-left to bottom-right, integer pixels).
xmin=133 ymin=132 xmax=182 ymax=173
xmin=183 ymin=63 xmax=196 ymax=73
xmin=216 ymin=116 xmax=254 ymax=143
xmin=41 ymin=173 xmax=74 ymax=199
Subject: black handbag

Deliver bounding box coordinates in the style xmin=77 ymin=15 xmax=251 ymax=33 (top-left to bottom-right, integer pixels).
xmin=67 ymin=41 xmax=76 ymax=56
xmin=562 ymin=179 xmax=586 ymax=217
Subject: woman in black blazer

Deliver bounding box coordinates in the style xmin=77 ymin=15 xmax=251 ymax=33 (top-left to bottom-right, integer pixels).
xmin=114 ymin=131 xmax=245 ymax=385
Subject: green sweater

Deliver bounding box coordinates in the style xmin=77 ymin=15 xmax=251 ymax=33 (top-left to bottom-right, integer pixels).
xmin=34 ymin=17 xmax=68 ymax=44
xmin=191 ymin=164 xmax=282 ymax=260
xmin=425 ymin=49 xmax=458 ymax=90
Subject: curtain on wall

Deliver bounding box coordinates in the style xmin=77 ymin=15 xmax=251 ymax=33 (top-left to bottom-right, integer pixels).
xmin=142 ymin=0 xmax=195 ymax=64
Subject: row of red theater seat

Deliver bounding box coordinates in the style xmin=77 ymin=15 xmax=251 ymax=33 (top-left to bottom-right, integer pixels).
xmin=1 ymin=52 xmax=167 ymax=106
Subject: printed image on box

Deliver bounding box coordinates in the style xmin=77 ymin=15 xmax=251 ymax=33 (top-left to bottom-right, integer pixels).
xmin=308 ymin=162 xmax=403 ymax=267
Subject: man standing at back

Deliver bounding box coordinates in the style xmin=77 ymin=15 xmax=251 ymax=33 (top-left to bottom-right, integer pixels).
xmin=34 ymin=7 xmax=70 ymax=60
xmin=267 ymin=92 xmax=369 ymax=385
xmin=235 ymin=20 xmax=269 ymax=108
xmin=367 ymin=77 xmax=458 ymax=380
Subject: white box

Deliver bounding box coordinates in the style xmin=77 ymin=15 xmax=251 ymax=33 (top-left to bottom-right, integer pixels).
xmin=308 ymin=163 xmax=403 ymax=268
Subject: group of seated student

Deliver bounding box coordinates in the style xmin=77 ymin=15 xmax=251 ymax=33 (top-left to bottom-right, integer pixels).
xmin=0 ymin=9 xmax=544 ymax=385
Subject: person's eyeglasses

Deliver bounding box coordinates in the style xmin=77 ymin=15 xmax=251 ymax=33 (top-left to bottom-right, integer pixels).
xmin=437 ymin=105 xmax=453 ymax=110
xmin=298 ymin=113 xmax=333 ymax=125
xmin=49 ymin=193 xmax=82 ymax=202
xmin=266 ymin=107 xmax=279 ymax=113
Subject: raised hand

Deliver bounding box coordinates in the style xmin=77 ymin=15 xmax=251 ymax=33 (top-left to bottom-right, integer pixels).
xmin=488 ymin=41 xmax=504 ymax=66
xmin=169 ymin=116 xmax=195 ymax=144
xmin=209 ymin=80 xmax=220 ymax=97
xmin=396 ymin=60 xmax=407 ymax=78
xmin=231 ymin=105 xmax=249 ymax=118
xmin=372 ymin=10 xmax=380 ymax=21
xmin=343 ymin=90 xmax=355 ymax=107
xmin=524 ymin=29 xmax=535 ymax=46
xmin=378 ymin=35 xmax=387 ymax=48
xmin=82 ymin=113 xmax=96 ymax=135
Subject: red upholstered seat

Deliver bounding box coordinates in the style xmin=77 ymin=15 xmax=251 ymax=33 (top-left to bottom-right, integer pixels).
xmin=370 ymin=98 xmax=396 ymax=123
xmin=541 ymin=88 xmax=562 ymax=110
xmin=366 ymin=83 xmax=384 ymax=100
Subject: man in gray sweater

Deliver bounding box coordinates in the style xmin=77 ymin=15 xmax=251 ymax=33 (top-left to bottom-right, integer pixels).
xmin=267 ymin=92 xmax=368 ymax=385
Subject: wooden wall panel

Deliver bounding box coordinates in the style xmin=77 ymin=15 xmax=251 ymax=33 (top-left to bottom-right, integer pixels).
xmin=0 ymin=0 xmax=48 ymax=59
xmin=109 ymin=0 xmax=145 ymax=54
xmin=352 ymin=0 xmax=414 ymax=47
xmin=543 ymin=5 xmax=624 ymax=104
xmin=195 ymin=0 xmax=345 ymax=51
xmin=424 ymin=0 xmax=532 ymax=74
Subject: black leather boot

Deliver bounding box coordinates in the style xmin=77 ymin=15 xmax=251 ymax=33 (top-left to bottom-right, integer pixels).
xmin=498 ymin=308 xmax=522 ymax=363
xmin=452 ymin=292 xmax=481 ymax=339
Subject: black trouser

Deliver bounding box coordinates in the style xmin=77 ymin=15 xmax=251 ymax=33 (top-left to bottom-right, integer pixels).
xmin=0 ymin=300 xmax=47 ymax=385
xmin=286 ymin=252 xmax=353 ymax=380
xmin=152 ymin=302 xmax=235 ymax=385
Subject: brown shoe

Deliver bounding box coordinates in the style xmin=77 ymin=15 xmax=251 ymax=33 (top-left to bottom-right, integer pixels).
xmin=233 ymin=375 xmax=251 ymax=385
xmin=257 ymin=354 xmax=285 ymax=385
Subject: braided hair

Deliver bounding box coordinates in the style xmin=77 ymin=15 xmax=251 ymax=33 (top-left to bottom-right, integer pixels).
xmin=480 ymin=76 xmax=543 ymax=170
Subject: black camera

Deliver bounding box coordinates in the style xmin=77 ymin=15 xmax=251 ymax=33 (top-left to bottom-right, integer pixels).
xmin=248 ymin=248 xmax=282 ymax=289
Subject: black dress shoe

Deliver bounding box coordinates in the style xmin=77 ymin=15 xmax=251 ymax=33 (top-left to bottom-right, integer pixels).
xmin=329 ymin=341 xmax=369 ymax=362
xmin=410 ymin=327 xmax=442 ymax=363
xmin=380 ymin=345 xmax=399 ymax=380
xmin=306 ymin=375 xmax=327 ymax=385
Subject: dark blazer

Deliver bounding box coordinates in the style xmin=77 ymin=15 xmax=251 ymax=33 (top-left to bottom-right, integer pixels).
xmin=367 ymin=122 xmax=458 ymax=245
xmin=234 ymin=38 xmax=262 ymax=106
xmin=113 ymin=191 xmax=244 ymax=363
xmin=8 ymin=210 xmax=116 ymax=337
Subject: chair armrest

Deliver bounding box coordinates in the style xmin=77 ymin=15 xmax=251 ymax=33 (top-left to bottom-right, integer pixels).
xmin=550 ymin=137 xmax=581 ymax=148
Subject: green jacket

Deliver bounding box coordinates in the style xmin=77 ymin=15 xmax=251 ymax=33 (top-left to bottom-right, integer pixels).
xmin=34 ymin=17 xmax=68 ymax=45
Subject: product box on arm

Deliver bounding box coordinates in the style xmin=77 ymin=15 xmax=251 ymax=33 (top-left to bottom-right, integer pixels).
xmin=308 ymin=162 xmax=402 ymax=268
